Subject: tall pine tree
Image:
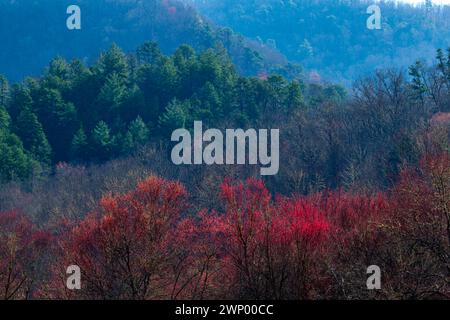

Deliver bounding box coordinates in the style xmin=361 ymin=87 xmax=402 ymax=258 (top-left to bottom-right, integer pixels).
xmin=15 ymin=108 xmax=52 ymax=164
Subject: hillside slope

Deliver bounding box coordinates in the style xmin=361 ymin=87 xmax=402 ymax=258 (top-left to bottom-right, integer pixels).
xmin=188 ymin=0 xmax=450 ymax=84
xmin=0 ymin=0 xmax=297 ymax=81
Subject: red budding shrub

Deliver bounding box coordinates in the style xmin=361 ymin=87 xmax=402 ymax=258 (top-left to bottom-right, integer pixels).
xmin=309 ymin=191 xmax=390 ymax=298
xmin=208 ymin=178 xmax=333 ymax=299
xmin=52 ymin=176 xmax=189 ymax=299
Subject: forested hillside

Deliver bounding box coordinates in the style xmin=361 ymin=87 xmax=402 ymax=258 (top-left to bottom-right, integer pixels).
xmin=0 ymin=1 xmax=449 ymax=301
xmin=0 ymin=41 xmax=309 ymax=180
xmin=0 ymin=0 xmax=298 ymax=82
xmin=0 ymin=40 xmax=449 ymax=302
xmin=1 ymin=41 xmax=449 ymax=193
xmin=188 ymin=0 xmax=450 ymax=83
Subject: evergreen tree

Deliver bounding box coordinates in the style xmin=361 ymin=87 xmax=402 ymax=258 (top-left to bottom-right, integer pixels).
xmin=98 ymin=44 xmax=129 ymax=82
xmin=71 ymin=127 xmax=89 ymax=161
xmin=173 ymin=45 xmax=196 ymax=68
xmin=158 ymin=99 xmax=189 ymax=136
xmin=0 ymin=106 xmax=10 ymax=132
xmin=112 ymin=132 xmax=133 ymax=156
xmin=8 ymin=84 xmax=33 ymax=120
xmin=97 ymin=72 xmax=127 ymax=120
xmin=128 ymin=116 xmax=149 ymax=147
xmin=45 ymin=57 xmax=73 ymax=92
xmin=15 ymin=108 xmax=52 ymax=164
xmin=36 ymin=88 xmax=78 ymax=162
xmin=137 ymin=58 xmax=178 ymax=122
xmin=0 ymin=109 xmax=34 ymax=183
xmin=192 ymin=82 xmax=222 ymax=121
xmin=0 ymin=75 xmax=8 ymax=108
xmin=92 ymin=121 xmax=112 ymax=161
xmin=136 ymin=41 xmax=163 ymax=65
xmin=409 ymin=61 xmax=427 ymax=101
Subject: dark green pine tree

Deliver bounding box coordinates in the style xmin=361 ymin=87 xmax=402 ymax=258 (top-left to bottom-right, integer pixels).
xmin=136 ymin=41 xmax=163 ymax=65
xmin=111 ymin=117 xmax=149 ymax=156
xmin=194 ymin=82 xmax=222 ymax=121
xmin=15 ymin=108 xmax=52 ymax=164
xmin=111 ymin=132 xmax=133 ymax=156
xmin=158 ymin=99 xmax=189 ymax=136
xmin=71 ymin=127 xmax=89 ymax=161
xmin=0 ymin=107 xmax=34 ymax=183
xmin=173 ymin=45 xmax=196 ymax=70
xmin=35 ymin=88 xmax=78 ymax=162
xmin=408 ymin=61 xmax=427 ymax=101
xmin=97 ymin=44 xmax=129 ymax=82
xmin=92 ymin=121 xmax=112 ymax=161
xmin=8 ymin=84 xmax=33 ymax=120
xmin=128 ymin=116 xmax=149 ymax=147
xmin=97 ymin=72 xmax=127 ymax=121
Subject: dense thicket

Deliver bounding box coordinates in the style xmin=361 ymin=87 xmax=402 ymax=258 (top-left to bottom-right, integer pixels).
xmin=189 ymin=0 xmax=450 ymax=84
xmin=1 ymin=152 xmax=449 ymax=299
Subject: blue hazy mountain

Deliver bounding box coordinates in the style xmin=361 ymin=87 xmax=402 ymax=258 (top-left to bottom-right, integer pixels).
xmin=187 ymin=0 xmax=450 ymax=84
xmin=0 ymin=0 xmax=294 ymax=82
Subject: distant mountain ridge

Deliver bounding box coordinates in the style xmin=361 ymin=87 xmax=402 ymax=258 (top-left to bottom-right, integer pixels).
xmin=0 ymin=0 xmax=297 ymax=82
xmin=186 ymin=0 xmax=450 ymax=84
